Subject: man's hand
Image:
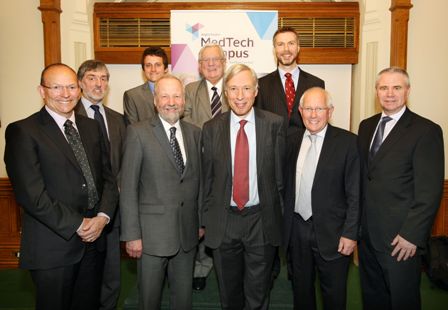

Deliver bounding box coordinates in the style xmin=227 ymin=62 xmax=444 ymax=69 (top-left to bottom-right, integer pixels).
xmin=126 ymin=239 xmax=143 ymax=258
xmin=199 ymin=227 xmax=205 ymax=239
xmin=77 ymin=216 xmax=108 ymax=242
xmin=391 ymin=234 xmax=417 ymax=261
xmin=338 ymin=237 xmax=357 ymax=256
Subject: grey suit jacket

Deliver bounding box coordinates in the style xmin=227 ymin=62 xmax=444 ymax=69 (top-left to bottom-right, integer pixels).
xmin=201 ymin=108 xmax=286 ymax=249
xmin=358 ymin=108 xmax=444 ymax=253
xmin=183 ymin=79 xmax=229 ymax=128
xmin=120 ymin=116 xmax=202 ymax=256
xmin=75 ymin=101 xmax=126 ymax=227
xmin=123 ymin=82 xmax=156 ymax=125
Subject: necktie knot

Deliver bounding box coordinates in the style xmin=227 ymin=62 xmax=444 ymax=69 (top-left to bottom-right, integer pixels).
xmin=211 ymin=86 xmax=217 ymax=92
xmin=381 ymin=116 xmax=392 ymax=124
xmin=90 ymin=104 xmax=100 ymax=112
xmin=64 ymin=119 xmax=73 ymax=128
xmin=309 ymin=134 xmax=317 ymax=144
xmin=239 ymin=119 xmax=247 ymax=128
xmin=285 ymin=72 xmax=292 ymax=79
xmin=170 ymin=126 xmax=176 ymax=136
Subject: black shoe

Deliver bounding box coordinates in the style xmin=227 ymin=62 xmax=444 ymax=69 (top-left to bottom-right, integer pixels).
xmin=192 ymin=277 xmax=206 ymax=291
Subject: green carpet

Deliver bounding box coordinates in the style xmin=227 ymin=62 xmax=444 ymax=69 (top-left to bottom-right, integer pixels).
xmin=1 ymin=259 xmax=448 ymax=309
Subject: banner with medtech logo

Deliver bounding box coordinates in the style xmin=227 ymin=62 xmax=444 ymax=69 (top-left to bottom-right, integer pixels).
xmin=170 ymin=10 xmax=278 ymax=83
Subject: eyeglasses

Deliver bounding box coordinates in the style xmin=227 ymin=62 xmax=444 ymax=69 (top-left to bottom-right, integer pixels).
xmin=199 ymin=58 xmax=224 ymax=64
xmin=226 ymin=86 xmax=256 ymax=96
xmin=300 ymin=107 xmax=329 ymax=114
xmin=41 ymin=84 xmax=79 ymax=93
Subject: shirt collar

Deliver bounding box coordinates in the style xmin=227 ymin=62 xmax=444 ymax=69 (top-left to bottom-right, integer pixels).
xmin=278 ymin=66 xmax=300 ymax=80
xmin=81 ymin=96 xmax=104 ymax=112
xmin=230 ymin=107 xmax=255 ymax=126
xmin=304 ymin=124 xmax=328 ymax=140
xmin=45 ymin=105 xmax=76 ymax=129
xmin=381 ymin=105 xmax=406 ymax=122
xmin=158 ymin=115 xmax=181 ymax=132
xmin=206 ymin=79 xmax=223 ymax=93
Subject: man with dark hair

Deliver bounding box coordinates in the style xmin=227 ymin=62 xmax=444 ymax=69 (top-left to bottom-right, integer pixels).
xmin=4 ymin=63 xmax=118 ymax=310
xmin=255 ymin=27 xmax=325 ymax=129
xmin=76 ymin=59 xmax=126 ymax=310
xmin=123 ymin=46 xmax=169 ymax=124
xmin=358 ymin=67 xmax=444 ymax=310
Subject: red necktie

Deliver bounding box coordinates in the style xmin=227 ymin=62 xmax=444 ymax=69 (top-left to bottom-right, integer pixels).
xmin=285 ymin=73 xmax=296 ymax=118
xmin=233 ymin=120 xmax=249 ymax=210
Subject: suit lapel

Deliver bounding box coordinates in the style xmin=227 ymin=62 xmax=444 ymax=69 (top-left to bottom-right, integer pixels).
xmin=254 ymin=109 xmax=267 ymax=174
xmin=314 ymin=125 xmax=336 ymax=182
xmin=151 ymin=117 xmax=181 ymax=174
xmin=369 ymin=109 xmax=413 ymax=169
xmin=198 ymin=80 xmax=213 ymax=119
xmin=39 ymin=108 xmax=83 ymax=173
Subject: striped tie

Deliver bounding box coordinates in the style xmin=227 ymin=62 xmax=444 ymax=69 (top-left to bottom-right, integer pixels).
xmin=211 ymin=86 xmax=222 ymax=118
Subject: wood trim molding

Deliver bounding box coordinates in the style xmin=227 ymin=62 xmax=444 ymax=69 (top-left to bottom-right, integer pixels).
xmin=389 ymin=0 xmax=413 ymax=69
xmin=38 ymin=0 xmax=62 ymax=66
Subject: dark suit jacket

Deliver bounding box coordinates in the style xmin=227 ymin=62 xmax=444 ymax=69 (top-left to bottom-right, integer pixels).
xmin=4 ymin=107 xmax=118 ymax=270
xmin=255 ymin=68 xmax=325 ymax=128
xmin=123 ymin=82 xmax=156 ymax=125
xmin=358 ymin=108 xmax=444 ymax=253
xmin=283 ymin=125 xmax=360 ymax=260
xmin=120 ymin=116 xmax=202 ymax=256
xmin=183 ymin=78 xmax=229 ymax=128
xmin=201 ymin=108 xmax=285 ymax=249
xmin=75 ymin=100 xmax=126 ymax=228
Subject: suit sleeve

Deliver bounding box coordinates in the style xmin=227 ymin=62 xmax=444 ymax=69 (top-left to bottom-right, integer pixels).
xmin=123 ymin=91 xmax=138 ymax=125
xmin=399 ymin=124 xmax=444 ymax=248
xmin=119 ymin=125 xmax=144 ymax=241
xmin=341 ymin=135 xmax=361 ymax=240
xmin=183 ymin=85 xmax=194 ymax=124
xmin=200 ymin=123 xmax=214 ymax=228
xmin=4 ymin=123 xmax=83 ymax=240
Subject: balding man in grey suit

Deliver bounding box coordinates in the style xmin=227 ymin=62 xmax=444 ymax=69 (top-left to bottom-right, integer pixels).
xmin=120 ymin=74 xmax=202 ymax=309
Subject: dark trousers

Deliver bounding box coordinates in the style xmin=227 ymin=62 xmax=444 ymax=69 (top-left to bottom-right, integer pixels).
xmin=213 ymin=206 xmax=276 ymax=310
xmin=138 ymin=247 xmax=196 ymax=310
xmin=100 ymin=226 xmax=121 ymax=310
xmin=289 ymin=214 xmax=350 ymax=310
xmin=359 ymin=235 xmax=422 ymax=310
xmin=30 ymin=242 xmax=105 ymax=310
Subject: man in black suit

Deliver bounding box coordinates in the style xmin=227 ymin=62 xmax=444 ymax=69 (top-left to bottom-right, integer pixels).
xmin=283 ymin=87 xmax=360 ymax=310
xmin=202 ymin=64 xmax=285 ymax=309
xmin=255 ymin=27 xmax=325 ymax=129
xmin=76 ymin=60 xmax=126 ymax=310
xmin=358 ymin=67 xmax=445 ymax=310
xmin=4 ymin=63 xmax=118 ymax=310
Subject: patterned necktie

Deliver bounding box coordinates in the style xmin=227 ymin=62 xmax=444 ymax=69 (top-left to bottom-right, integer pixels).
xmin=285 ymin=73 xmax=296 ymax=119
xmin=233 ymin=120 xmax=249 ymax=210
xmin=169 ymin=127 xmax=185 ymax=174
xmin=211 ymin=86 xmax=222 ymax=118
xmin=297 ymin=134 xmax=317 ymax=220
xmin=369 ymin=116 xmax=392 ymax=160
xmin=90 ymin=105 xmax=110 ymax=154
xmin=64 ymin=120 xmax=98 ymax=209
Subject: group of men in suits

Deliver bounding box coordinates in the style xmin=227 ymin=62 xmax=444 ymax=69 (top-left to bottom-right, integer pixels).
xmin=4 ymin=26 xmax=445 ymax=310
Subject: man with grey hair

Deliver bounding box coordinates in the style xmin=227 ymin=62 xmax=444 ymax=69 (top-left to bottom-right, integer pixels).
xmin=202 ymin=64 xmax=285 ymax=309
xmin=358 ymin=67 xmax=444 ymax=310
xmin=283 ymin=87 xmax=360 ymax=310
xmin=183 ymin=43 xmax=229 ymax=290
xmin=76 ymin=59 xmax=126 ymax=310
xmin=120 ymin=74 xmax=202 ymax=309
